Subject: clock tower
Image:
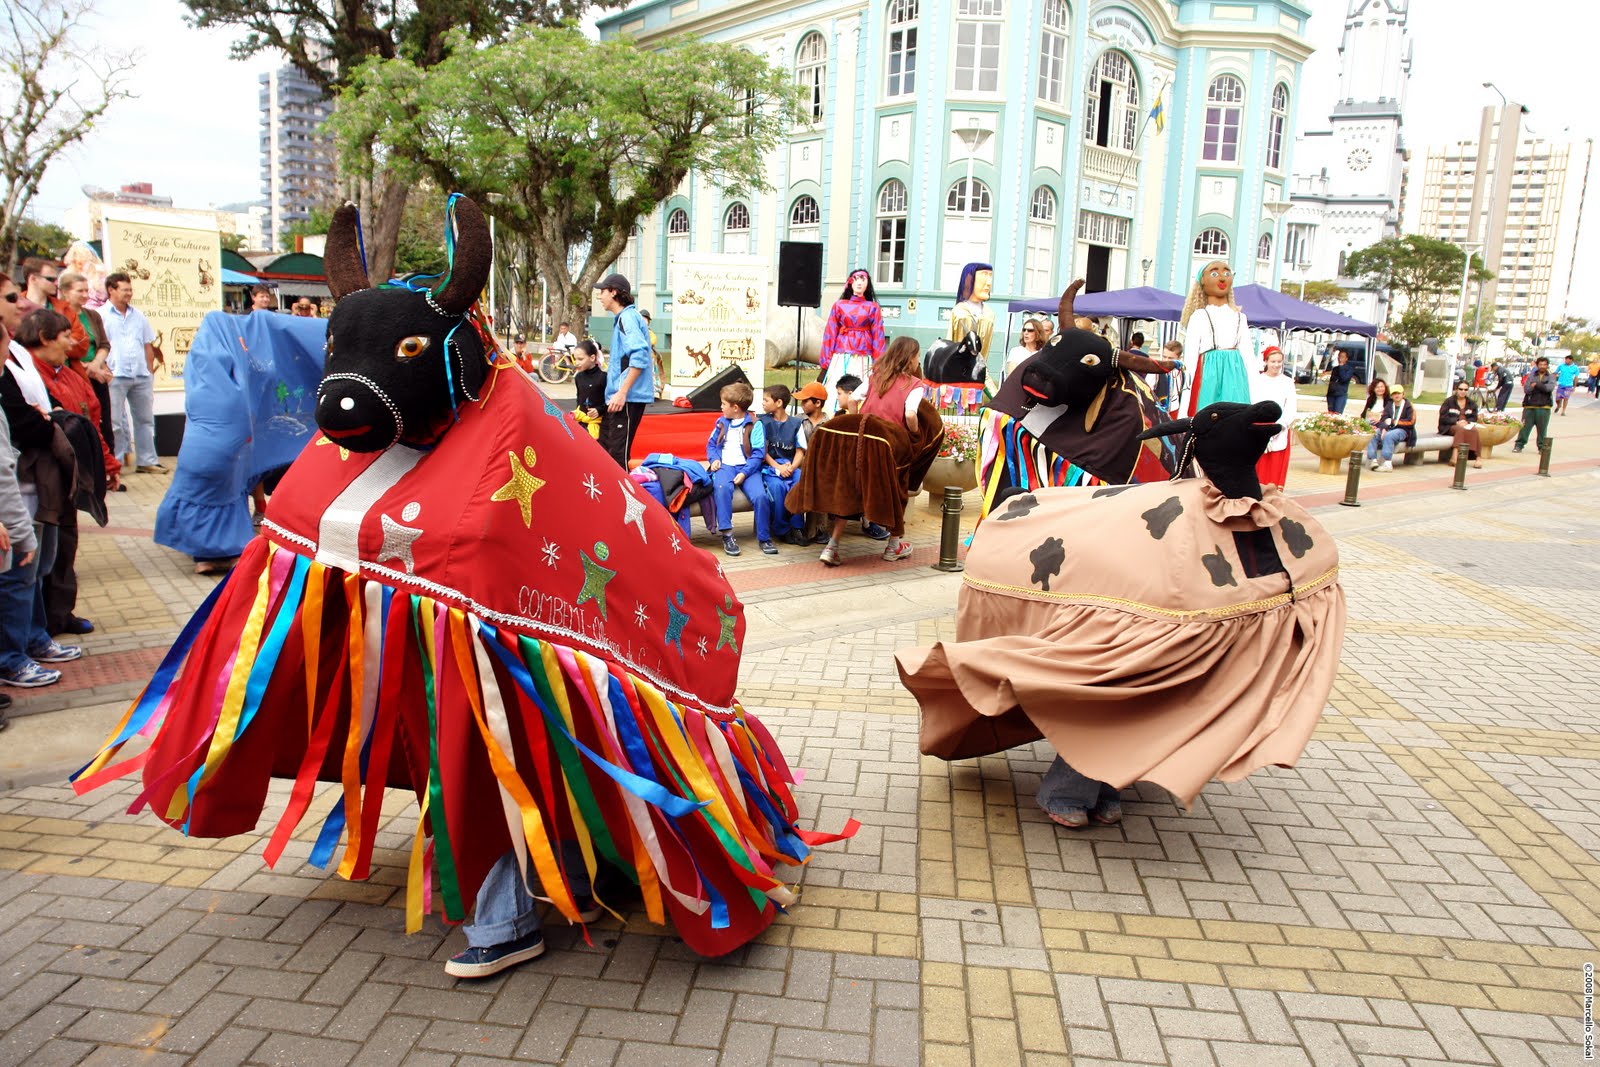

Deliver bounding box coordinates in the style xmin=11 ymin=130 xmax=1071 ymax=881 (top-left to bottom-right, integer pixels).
xmin=1286 ymin=0 xmax=1412 ymax=321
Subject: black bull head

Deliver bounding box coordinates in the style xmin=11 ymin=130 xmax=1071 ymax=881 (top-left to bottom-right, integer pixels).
xmin=315 ymin=198 xmax=494 ymax=452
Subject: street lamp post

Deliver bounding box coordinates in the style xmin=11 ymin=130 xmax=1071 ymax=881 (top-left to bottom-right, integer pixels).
xmin=1298 ymin=259 xmax=1312 ymax=301
xmin=1141 ymin=258 xmax=1151 ymax=286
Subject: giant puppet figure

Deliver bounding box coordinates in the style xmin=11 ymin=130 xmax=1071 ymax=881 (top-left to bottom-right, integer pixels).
xmin=1183 ymin=259 xmax=1255 ymax=414
xmin=74 ymin=196 xmax=842 ymax=957
xmin=898 ymin=398 xmax=1345 ymax=819
xmin=948 ymin=262 xmax=995 ymax=363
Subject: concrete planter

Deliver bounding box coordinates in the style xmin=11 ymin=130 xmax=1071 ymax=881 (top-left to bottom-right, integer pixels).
xmin=1294 ymin=429 xmax=1373 ymax=475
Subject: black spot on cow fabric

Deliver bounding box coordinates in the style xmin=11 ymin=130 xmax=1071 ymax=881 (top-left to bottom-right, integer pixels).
xmin=1091 ymin=484 xmax=1139 ymax=499
xmin=1280 ymin=518 xmax=1313 ymax=559
xmin=1232 ymin=529 xmax=1286 ymax=580
xmin=1202 ymin=546 xmax=1237 ymax=588
xmin=996 ymin=493 xmax=1039 ymax=521
xmin=1142 ymin=496 xmax=1183 ymax=539
xmin=1030 ymin=537 xmax=1066 ymax=591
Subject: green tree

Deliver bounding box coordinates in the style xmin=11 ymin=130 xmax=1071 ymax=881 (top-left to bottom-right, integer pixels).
xmin=329 ymin=27 xmax=798 ymax=317
xmin=1280 ymin=279 xmax=1347 ymax=306
xmin=1344 ymin=235 xmax=1491 ymax=324
xmin=1 ymin=1 xmax=136 ymax=267
xmin=1388 ymin=304 xmax=1448 ymax=349
xmin=13 ymin=217 xmax=75 ymax=261
xmin=1463 ymin=298 xmax=1496 ymax=346
xmin=219 ymin=231 xmax=247 ymax=253
xmin=281 ymin=195 xmax=445 ymax=276
xmin=182 ymin=0 xmax=623 ymax=282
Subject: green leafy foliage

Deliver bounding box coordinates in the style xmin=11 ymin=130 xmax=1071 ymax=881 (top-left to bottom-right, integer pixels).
xmin=1344 ymin=235 xmax=1491 ymax=320
xmin=14 ymin=217 xmax=75 ymax=260
xmin=328 ymin=27 xmax=800 ymax=315
xmin=1280 ymin=279 xmax=1347 ymax=306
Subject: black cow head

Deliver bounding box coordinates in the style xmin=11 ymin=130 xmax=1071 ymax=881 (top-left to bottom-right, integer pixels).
xmin=1016 ymin=280 xmax=1117 ymax=411
xmin=1137 ymin=400 xmax=1283 ymax=500
xmin=315 ymin=197 xmax=493 ymax=452
xmin=923 ymin=332 xmax=985 ymax=384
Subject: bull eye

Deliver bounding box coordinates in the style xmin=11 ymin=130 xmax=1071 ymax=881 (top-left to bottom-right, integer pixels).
xmin=395 ymin=335 xmax=431 ymax=361
xmin=1081 ymin=353 xmax=1101 ymax=367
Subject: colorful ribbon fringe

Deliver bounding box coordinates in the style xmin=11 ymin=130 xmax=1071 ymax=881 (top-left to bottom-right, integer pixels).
xmin=918 ymin=381 xmax=987 ymax=415
xmin=72 ymin=542 xmax=830 ymax=935
xmin=976 ymin=408 xmax=1104 ymax=518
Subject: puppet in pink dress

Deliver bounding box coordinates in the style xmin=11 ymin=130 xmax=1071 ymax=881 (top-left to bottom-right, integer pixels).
xmin=818 ymin=269 xmax=886 ymax=412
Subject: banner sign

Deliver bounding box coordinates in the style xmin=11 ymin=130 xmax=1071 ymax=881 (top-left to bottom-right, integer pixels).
xmin=669 ymin=254 xmax=767 ymax=392
xmin=101 ymin=210 xmax=224 ymax=391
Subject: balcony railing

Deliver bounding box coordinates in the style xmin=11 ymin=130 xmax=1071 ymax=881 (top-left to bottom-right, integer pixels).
xmin=1081 ymin=143 xmax=1140 ymax=183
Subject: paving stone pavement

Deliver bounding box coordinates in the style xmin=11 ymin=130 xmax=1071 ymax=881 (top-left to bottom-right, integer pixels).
xmin=2 ymin=401 xmax=1599 ymax=1065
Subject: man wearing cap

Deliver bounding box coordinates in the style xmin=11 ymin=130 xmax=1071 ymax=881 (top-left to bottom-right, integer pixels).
xmin=596 ymin=274 xmax=654 ymax=468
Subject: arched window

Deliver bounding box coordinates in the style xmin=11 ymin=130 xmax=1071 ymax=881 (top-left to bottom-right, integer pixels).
xmin=1193 ymin=228 xmax=1229 ymax=257
xmin=885 ymin=0 xmax=919 ymax=98
xmin=1257 ymin=231 xmax=1272 ymax=263
xmin=875 ymin=180 xmax=908 ymax=284
xmin=1084 ymin=50 xmax=1140 ymax=150
xmin=1037 ymin=0 xmax=1071 ymax=105
xmin=666 ymin=207 xmax=690 ymax=268
xmin=1203 ymin=75 xmax=1244 ymax=162
xmin=953 ymin=0 xmax=1004 ymax=93
xmin=723 ymin=202 xmax=751 ymax=254
xmin=789 ymin=195 xmax=821 ymax=243
xmin=1025 ymin=186 xmax=1058 ymax=295
xmin=1266 ymin=83 xmax=1289 ymax=171
xmin=942 ymin=178 xmax=993 ymax=289
xmin=797 ymin=32 xmax=827 ymax=122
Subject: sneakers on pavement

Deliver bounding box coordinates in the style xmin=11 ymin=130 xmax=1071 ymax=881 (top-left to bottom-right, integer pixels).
xmin=29 ymin=640 xmax=82 ymax=663
xmin=1044 ymin=807 xmax=1088 ymax=829
xmin=1378 ymin=460 xmax=1393 ymax=472
xmin=881 ymin=539 xmax=913 ymax=562
xmin=0 ymin=663 xmax=61 ymax=688
xmin=720 ymin=533 xmax=741 ymax=556
xmin=862 ymin=522 xmax=891 ymax=540
xmin=135 ymin=464 xmax=170 ymax=474
xmin=819 ymin=540 xmax=840 ymax=567
xmin=758 ymin=540 xmax=779 ymax=555
xmin=445 ymin=928 xmax=545 ymax=979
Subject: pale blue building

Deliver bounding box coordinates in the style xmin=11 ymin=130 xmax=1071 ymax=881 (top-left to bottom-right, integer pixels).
xmin=597 ymin=0 xmax=1313 ymax=346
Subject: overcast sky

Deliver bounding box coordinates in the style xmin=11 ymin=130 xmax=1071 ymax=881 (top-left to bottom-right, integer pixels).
xmin=28 ymin=0 xmax=1597 ymax=310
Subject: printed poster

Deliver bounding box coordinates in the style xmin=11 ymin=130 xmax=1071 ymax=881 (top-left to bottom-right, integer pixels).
xmin=101 ymin=210 xmax=224 ymax=391
xmin=669 ymin=254 xmax=767 ymax=391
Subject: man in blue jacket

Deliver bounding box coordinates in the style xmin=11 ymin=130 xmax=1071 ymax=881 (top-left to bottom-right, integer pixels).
xmin=596 ymin=274 xmax=654 ymax=468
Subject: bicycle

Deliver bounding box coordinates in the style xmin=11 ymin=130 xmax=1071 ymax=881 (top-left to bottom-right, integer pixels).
xmin=537 ymin=344 xmax=578 ymax=384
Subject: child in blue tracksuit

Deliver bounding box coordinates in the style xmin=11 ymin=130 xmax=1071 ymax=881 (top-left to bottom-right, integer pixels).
xmin=757 ymin=384 xmax=804 ymax=545
xmin=706 ymin=382 xmax=774 ymax=556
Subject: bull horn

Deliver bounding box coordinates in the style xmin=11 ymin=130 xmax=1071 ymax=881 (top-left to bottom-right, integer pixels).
xmin=1137 ymin=417 xmax=1193 ymax=441
xmin=1057 ymin=278 xmax=1085 ymax=325
xmin=324 ymin=202 xmax=371 ymax=299
xmin=432 ymin=196 xmax=493 ymax=316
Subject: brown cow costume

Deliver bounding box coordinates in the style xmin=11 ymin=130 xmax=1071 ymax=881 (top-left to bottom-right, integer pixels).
xmin=896 ymin=401 xmax=1345 ymax=812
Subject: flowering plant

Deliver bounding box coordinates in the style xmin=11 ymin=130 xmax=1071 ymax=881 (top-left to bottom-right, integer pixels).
xmin=1477 ymin=410 xmax=1523 ymax=428
xmin=1293 ymin=412 xmax=1374 ymax=436
xmin=937 ymin=422 xmax=980 ymax=463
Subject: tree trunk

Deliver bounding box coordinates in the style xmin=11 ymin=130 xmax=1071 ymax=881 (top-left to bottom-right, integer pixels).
xmin=366 ymin=172 xmax=409 ymax=283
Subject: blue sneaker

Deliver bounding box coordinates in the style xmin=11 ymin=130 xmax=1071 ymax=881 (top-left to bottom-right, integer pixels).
xmin=862 ymin=522 xmax=891 ymax=540
xmin=445 ymin=928 xmax=545 ymax=978
xmin=29 ymin=640 xmax=82 ymax=663
xmin=0 ymin=662 xmax=60 ymax=688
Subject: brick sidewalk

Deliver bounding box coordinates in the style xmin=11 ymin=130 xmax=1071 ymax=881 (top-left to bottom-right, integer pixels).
xmin=1 ymin=402 xmax=1597 ymax=1065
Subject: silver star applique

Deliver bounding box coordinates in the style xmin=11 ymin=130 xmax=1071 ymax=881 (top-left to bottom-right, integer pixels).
xmin=634 ymin=602 xmax=649 ymax=626
xmin=670 ymin=531 xmax=682 ymax=554
xmin=582 ymin=474 xmax=602 ymax=500
xmin=620 ymin=480 xmax=648 ymax=543
xmin=696 ymin=636 xmax=708 ymax=657
xmin=541 ymin=539 xmax=561 ymax=568
xmin=378 ymin=513 xmax=424 ymax=574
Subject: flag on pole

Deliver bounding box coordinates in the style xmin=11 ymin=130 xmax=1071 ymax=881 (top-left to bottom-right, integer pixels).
xmin=1149 ymin=96 xmax=1165 ymax=134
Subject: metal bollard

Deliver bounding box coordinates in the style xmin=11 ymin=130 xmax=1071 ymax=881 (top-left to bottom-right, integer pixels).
xmin=1538 ymin=439 xmax=1554 ymax=477
xmin=1340 ymin=450 xmax=1362 ymax=507
xmin=1451 ymin=445 xmax=1469 ymax=490
xmin=933 ymin=485 xmax=965 ymax=572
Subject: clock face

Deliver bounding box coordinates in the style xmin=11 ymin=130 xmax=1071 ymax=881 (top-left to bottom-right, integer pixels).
xmin=1348 ymin=148 xmax=1372 ymax=172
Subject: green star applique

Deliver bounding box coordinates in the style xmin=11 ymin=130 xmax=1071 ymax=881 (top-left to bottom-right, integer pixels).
xmin=715 ymin=594 xmax=738 ymax=652
xmin=576 ymin=541 xmax=616 ymax=619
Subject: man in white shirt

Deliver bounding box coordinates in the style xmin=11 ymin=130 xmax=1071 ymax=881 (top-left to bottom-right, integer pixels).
xmin=102 ymin=272 xmax=165 ymax=474
xmin=552 ymin=321 xmax=578 ymax=353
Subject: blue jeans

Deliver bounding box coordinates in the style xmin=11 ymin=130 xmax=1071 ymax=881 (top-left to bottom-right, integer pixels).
xmin=760 ymin=468 xmax=802 ymax=535
xmin=109 ymin=376 xmax=157 ymax=467
xmin=1365 ymin=429 xmax=1407 ymax=462
xmin=1037 ymin=756 xmax=1120 ymax=817
xmin=711 ymin=467 xmax=770 ymax=541
xmin=463 ymin=846 xmax=591 ymax=949
xmin=0 ymin=523 xmax=58 ymax=673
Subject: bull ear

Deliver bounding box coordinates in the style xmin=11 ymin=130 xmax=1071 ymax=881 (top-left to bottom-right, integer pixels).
xmin=432 ymin=196 xmax=492 ymax=315
xmin=324 ymin=202 xmax=370 ymax=299
xmin=1057 ymin=278 xmax=1084 ymax=325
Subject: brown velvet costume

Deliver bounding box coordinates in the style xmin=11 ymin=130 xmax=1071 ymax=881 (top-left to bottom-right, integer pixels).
xmin=785 ymin=402 xmax=943 ymax=537
xmin=896 ymin=478 xmax=1344 ymax=808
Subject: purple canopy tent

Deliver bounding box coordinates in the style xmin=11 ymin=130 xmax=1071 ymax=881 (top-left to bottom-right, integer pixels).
xmin=1231 ymin=284 xmax=1378 ymax=337
xmin=1005 ymin=286 xmax=1186 ymax=321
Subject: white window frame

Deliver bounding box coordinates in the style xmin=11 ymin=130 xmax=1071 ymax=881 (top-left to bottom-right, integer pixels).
xmin=797 ymin=32 xmax=827 ymax=123
xmin=1025 ymin=186 xmax=1058 ymax=295
xmin=1193 ymin=227 xmax=1230 ymax=257
xmin=1076 ymin=210 xmax=1129 ymax=248
xmin=1266 ymin=83 xmax=1288 ymax=171
xmin=666 ymin=207 xmax=691 ymax=268
xmin=1037 ymin=0 xmax=1070 ymax=105
xmin=885 ymin=0 xmax=919 ymax=99
xmin=789 ymin=195 xmax=821 ymax=243
xmin=941 ymin=177 xmax=993 ymax=290
xmin=1084 ymin=50 xmax=1140 ymax=150
xmin=1203 ymin=75 xmax=1244 ymax=163
xmin=1257 ymin=231 xmax=1272 ymax=263
xmin=953 ymin=0 xmax=1004 ymax=94
xmin=723 ymin=202 xmax=751 ymax=255
xmin=876 ymin=180 xmax=908 ymax=284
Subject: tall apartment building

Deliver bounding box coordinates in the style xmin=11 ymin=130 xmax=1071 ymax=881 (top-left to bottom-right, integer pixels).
xmin=1407 ymin=107 xmax=1592 ymax=350
xmin=258 ymin=63 xmax=337 ymax=252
